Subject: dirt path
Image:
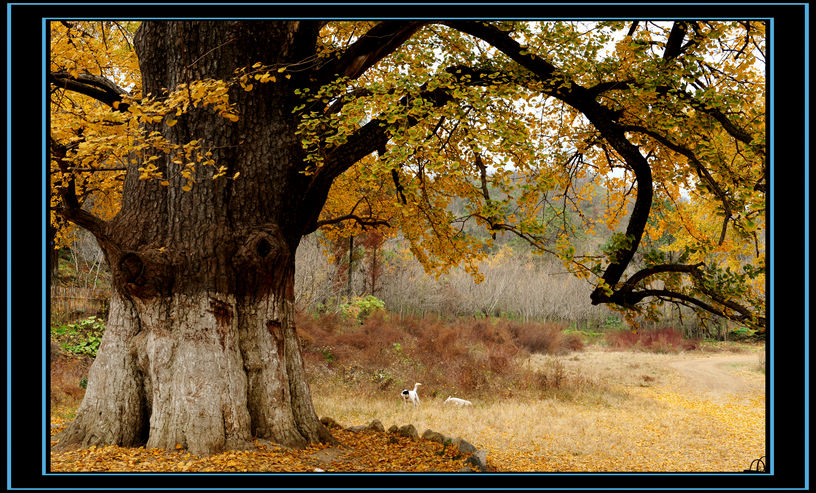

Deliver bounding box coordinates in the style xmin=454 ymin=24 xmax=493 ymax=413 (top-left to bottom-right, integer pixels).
xmin=665 ymin=353 xmax=765 ymax=395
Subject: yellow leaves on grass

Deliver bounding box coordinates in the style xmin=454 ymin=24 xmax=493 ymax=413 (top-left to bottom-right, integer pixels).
xmin=477 ymin=385 xmax=765 ymax=472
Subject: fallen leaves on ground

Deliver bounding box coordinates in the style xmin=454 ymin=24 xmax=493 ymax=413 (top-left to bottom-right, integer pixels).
xmin=50 ymin=424 xmax=482 ymax=473
xmin=49 ymin=350 xmax=765 ymax=473
xmin=479 ymin=384 xmax=765 ymax=472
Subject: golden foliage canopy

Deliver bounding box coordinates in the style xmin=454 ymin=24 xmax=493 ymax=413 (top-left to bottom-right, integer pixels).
xmin=50 ymin=20 xmax=766 ymax=329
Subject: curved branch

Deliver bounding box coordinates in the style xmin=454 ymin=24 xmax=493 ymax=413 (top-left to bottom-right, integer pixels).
xmin=443 ymin=21 xmax=654 ymax=305
xmin=320 ymin=84 xmax=455 ymax=182
xmin=314 ymin=214 xmax=391 ymax=230
xmin=610 ymin=261 xmax=764 ymax=329
xmin=441 ymin=21 xmax=766 ymax=330
xmin=296 ymin=82 xmax=455 ymax=236
xmin=49 ymin=136 xmax=109 ymax=240
xmin=618 ymin=262 xmax=704 ymax=293
xmin=674 ymin=91 xmax=758 ymax=149
xmin=627 ymin=288 xmax=747 ymax=320
xmin=316 ymin=21 xmax=430 ymax=83
xmin=587 ymin=76 xmax=759 ymax=150
xmin=49 ymin=71 xmax=131 ymax=111
xmin=619 ymin=123 xmax=734 ymax=245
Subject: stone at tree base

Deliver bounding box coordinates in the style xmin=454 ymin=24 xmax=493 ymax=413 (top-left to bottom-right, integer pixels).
xmin=397 ymin=424 xmax=419 ymax=439
xmin=421 ymin=429 xmax=447 ymax=443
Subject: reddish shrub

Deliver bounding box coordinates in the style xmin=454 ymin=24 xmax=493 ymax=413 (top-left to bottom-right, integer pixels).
xmin=297 ymin=311 xmax=594 ymax=399
xmin=487 ymin=343 xmax=517 ymax=373
xmin=456 ymin=363 xmax=486 ymax=392
xmin=333 ymin=330 xmax=370 ymax=350
xmin=479 ymin=321 xmax=516 ymax=346
xmin=606 ymin=327 xmax=698 ymax=352
xmin=563 ymin=332 xmax=585 ymax=352
xmin=605 ymin=329 xmax=641 ymax=349
xmin=295 ymin=311 xmax=342 ymax=349
xmin=509 ymin=321 xmax=570 ymax=354
xmin=50 ymin=351 xmax=93 ymax=409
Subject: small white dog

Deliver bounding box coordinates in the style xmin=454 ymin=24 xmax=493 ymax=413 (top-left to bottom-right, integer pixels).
xmin=444 ymin=396 xmax=473 ymax=407
xmin=401 ymin=382 xmax=422 ymax=407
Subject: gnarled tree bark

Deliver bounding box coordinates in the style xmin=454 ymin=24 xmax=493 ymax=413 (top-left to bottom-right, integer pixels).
xmin=54 ymin=21 xmax=339 ymax=456
xmin=54 ymin=19 xmax=434 ymax=457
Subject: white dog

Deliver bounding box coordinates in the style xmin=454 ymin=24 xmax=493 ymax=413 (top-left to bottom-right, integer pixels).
xmin=401 ymin=382 xmax=422 ymax=407
xmin=444 ymin=396 xmax=473 ymax=407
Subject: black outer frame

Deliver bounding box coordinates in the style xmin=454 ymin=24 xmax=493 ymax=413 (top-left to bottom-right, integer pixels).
xmin=8 ymin=1 xmax=806 ymax=490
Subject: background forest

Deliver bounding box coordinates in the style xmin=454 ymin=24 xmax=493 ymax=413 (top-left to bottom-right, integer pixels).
xmin=52 ymin=171 xmax=753 ymax=343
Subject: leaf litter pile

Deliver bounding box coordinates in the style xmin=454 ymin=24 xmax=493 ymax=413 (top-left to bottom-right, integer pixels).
xmin=50 ymin=422 xmax=483 ymax=473
xmin=50 ymin=349 xmax=765 ymax=472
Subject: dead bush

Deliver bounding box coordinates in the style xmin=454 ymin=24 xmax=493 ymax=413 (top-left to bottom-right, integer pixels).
xmin=298 ymin=311 xmax=595 ymax=400
xmin=50 ymin=351 xmax=93 ymax=410
xmin=606 ymin=327 xmax=699 ymax=353
xmin=509 ymin=320 xmax=570 ymax=354
xmin=563 ymin=332 xmax=585 ymax=352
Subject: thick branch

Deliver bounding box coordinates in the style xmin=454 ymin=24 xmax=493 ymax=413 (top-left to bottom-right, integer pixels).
xmin=662 ymin=21 xmax=688 ymax=60
xmin=620 ymin=123 xmax=734 ymax=245
xmin=315 ymin=214 xmax=390 ymax=230
xmin=319 ymin=84 xmax=454 ymax=184
xmin=297 ymin=82 xmax=454 ymax=236
xmin=316 ymin=21 xmax=430 ymax=83
xmin=443 ymin=21 xmax=654 ymax=304
xmin=618 ymin=262 xmax=704 ymax=293
xmin=49 ymin=136 xmax=109 ymax=240
xmin=608 ymin=262 xmax=763 ymax=328
xmin=49 ymin=71 xmax=131 ymax=111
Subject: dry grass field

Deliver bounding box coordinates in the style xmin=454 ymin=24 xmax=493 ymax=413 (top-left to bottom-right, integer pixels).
xmin=50 ymin=313 xmax=766 ymax=472
xmin=308 ymin=346 xmax=766 ymax=472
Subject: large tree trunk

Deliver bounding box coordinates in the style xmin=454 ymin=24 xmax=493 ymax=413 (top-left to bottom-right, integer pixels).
xmin=54 ymin=21 xmax=334 ymax=456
